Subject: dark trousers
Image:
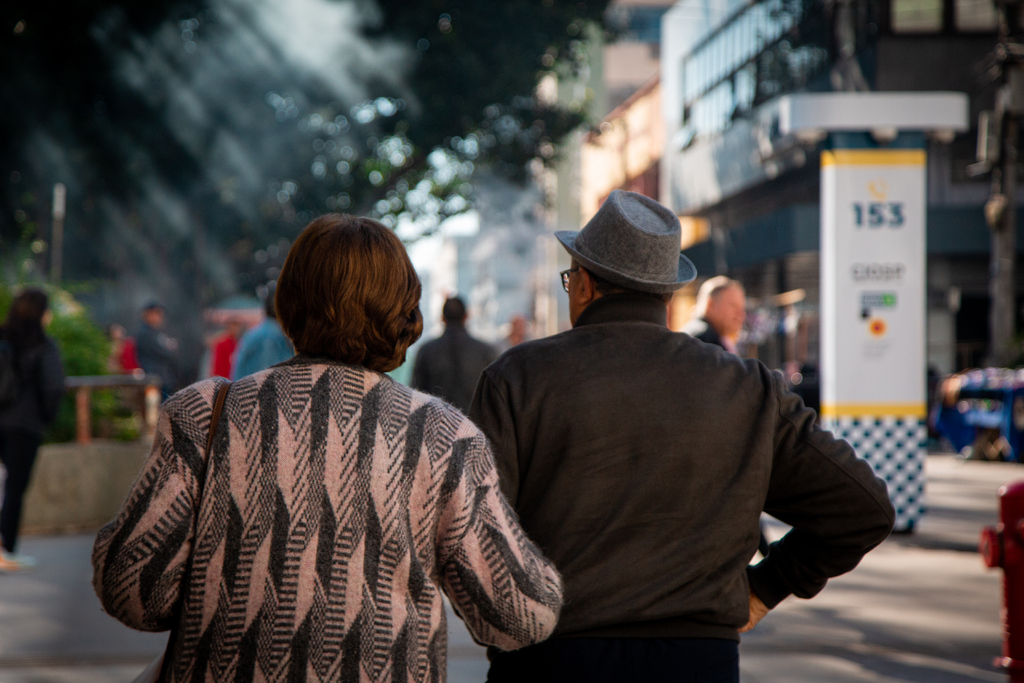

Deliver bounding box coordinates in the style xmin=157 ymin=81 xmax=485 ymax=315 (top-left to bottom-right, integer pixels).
xmin=487 ymin=637 xmax=739 ymax=683
xmin=0 ymin=429 xmax=41 ymax=553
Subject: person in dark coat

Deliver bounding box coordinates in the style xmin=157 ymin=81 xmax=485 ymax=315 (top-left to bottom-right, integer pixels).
xmin=411 ymin=296 xmax=497 ymax=413
xmin=682 ymin=275 xmax=747 ymax=353
xmin=469 ymin=189 xmax=896 ymax=683
xmin=134 ymin=302 xmax=178 ymax=398
xmin=0 ymin=289 xmax=65 ymax=572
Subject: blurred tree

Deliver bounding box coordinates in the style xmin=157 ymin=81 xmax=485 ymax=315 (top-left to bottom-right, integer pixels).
xmin=0 ymin=0 xmax=607 ymax=317
xmin=373 ymin=0 xmax=603 ymax=178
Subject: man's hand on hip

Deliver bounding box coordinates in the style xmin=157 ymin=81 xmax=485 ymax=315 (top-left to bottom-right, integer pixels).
xmin=739 ymin=592 xmax=770 ymax=633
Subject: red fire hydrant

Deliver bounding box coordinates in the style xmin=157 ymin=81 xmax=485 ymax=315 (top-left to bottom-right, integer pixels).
xmin=981 ymin=481 xmax=1024 ymax=680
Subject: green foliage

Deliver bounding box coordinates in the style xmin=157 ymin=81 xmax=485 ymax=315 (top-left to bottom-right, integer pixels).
xmin=0 ymin=284 xmax=10 ymax=322
xmin=46 ymin=388 xmax=141 ymax=444
xmin=46 ymin=301 xmax=110 ymax=377
xmin=43 ymin=294 xmax=119 ymax=443
xmin=46 ymin=397 xmax=77 ymax=444
xmin=373 ymin=0 xmax=607 ymax=175
xmin=0 ymin=281 xmax=140 ymax=442
xmin=351 ymin=1 xmax=608 ymax=237
xmin=0 ymin=0 xmax=609 ymax=311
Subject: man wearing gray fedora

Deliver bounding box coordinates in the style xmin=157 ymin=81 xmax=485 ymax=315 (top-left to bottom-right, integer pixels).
xmin=470 ymin=190 xmax=895 ymax=682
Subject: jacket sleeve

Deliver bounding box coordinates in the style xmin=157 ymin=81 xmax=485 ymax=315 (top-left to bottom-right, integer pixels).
xmin=435 ymin=422 xmax=562 ymax=651
xmin=747 ymin=369 xmax=896 ymax=608
xmin=469 ymin=371 xmax=520 ymax=504
xmin=37 ymin=341 xmax=65 ymax=425
xmin=91 ymin=385 xmax=211 ymax=631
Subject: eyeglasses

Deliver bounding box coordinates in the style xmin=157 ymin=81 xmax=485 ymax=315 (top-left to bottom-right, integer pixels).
xmin=560 ymin=267 xmax=579 ymax=293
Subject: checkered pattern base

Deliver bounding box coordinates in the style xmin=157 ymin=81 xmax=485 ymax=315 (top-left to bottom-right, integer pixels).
xmin=823 ymin=416 xmax=927 ymax=532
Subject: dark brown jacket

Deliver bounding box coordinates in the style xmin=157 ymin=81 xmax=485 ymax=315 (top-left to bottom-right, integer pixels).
xmin=469 ymin=293 xmax=894 ymax=642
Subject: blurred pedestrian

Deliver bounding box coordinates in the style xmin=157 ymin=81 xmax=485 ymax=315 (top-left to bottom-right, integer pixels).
xmin=0 ymin=289 xmax=65 ymax=572
xmin=231 ymin=294 xmax=293 ymax=379
xmin=683 ymin=275 xmax=747 ymax=353
xmin=93 ymin=214 xmax=561 ymax=682
xmin=470 ymin=190 xmax=895 ymax=683
xmin=134 ymin=302 xmax=178 ymax=399
xmin=411 ymin=296 xmax=497 ymax=413
xmin=208 ymin=317 xmax=244 ymax=379
xmin=495 ymin=314 xmax=528 ymax=354
xmin=106 ymin=324 xmax=139 ymax=374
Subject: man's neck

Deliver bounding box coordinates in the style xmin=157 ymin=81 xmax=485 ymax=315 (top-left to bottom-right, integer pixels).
xmin=574 ymin=293 xmax=668 ymax=328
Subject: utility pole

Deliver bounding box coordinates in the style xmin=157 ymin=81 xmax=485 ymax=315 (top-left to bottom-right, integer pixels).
xmin=50 ymin=182 xmax=66 ymax=284
xmin=989 ymin=112 xmax=1018 ymax=366
xmin=985 ymin=0 xmax=1023 ymax=366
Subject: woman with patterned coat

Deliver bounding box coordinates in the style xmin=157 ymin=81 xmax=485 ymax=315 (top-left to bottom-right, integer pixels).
xmin=92 ymin=215 xmax=563 ymax=683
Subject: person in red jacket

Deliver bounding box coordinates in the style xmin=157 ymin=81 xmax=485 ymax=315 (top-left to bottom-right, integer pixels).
xmin=209 ymin=318 xmax=244 ymax=379
xmin=107 ymin=324 xmax=140 ymax=374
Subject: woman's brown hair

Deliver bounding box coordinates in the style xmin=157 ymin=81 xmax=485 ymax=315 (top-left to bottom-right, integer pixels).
xmin=275 ymin=214 xmax=423 ymax=372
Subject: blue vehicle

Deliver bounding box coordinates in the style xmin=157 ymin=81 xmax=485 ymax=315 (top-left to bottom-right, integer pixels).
xmin=932 ymin=368 xmax=1024 ymax=462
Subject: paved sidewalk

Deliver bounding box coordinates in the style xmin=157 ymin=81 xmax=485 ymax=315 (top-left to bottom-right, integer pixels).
xmin=740 ymin=455 xmax=1007 ymax=682
xmin=0 ymin=455 xmax=1012 ymax=682
xmin=0 ymin=534 xmax=166 ymax=683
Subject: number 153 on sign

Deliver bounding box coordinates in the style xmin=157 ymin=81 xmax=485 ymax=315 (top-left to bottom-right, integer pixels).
xmin=853 ymin=202 xmax=904 ymax=228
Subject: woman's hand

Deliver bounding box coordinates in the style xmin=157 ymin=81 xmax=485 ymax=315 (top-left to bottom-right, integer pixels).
xmin=739 ymin=591 xmax=770 ymax=633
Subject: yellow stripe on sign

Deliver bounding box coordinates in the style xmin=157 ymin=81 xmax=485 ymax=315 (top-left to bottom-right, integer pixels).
xmin=820 ymin=402 xmax=927 ymax=418
xmin=820 ymin=149 xmax=926 ymax=167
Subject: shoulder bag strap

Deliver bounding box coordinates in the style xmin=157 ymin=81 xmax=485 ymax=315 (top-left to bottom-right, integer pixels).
xmin=205 ymin=381 xmax=232 ymax=458
xmin=155 ymin=380 xmax=232 ymax=683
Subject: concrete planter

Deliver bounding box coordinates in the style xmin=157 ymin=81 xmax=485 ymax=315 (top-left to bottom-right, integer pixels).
xmin=20 ymin=439 xmax=152 ymax=535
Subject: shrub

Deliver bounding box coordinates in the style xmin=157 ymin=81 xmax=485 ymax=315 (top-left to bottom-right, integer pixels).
xmin=0 ymin=282 xmax=139 ymax=442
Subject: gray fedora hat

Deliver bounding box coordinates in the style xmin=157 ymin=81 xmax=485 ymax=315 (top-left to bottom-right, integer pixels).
xmin=555 ymin=189 xmax=697 ymax=294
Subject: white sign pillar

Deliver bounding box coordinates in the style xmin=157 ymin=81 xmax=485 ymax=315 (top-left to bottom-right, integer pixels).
xmin=778 ymin=93 xmax=966 ymax=534
xmin=820 ymin=148 xmax=928 ymax=532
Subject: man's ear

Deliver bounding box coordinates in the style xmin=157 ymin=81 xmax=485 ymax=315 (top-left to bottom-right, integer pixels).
xmin=578 ymin=267 xmax=598 ymax=301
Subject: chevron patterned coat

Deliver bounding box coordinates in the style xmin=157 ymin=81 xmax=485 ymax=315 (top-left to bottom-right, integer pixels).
xmin=92 ymin=356 xmax=562 ymax=683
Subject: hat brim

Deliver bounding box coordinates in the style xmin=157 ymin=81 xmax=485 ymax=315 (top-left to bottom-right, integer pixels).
xmin=555 ymin=230 xmax=697 ymax=294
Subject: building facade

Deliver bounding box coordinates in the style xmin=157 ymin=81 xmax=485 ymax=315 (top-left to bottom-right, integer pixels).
xmin=661 ymin=0 xmax=1022 ymax=375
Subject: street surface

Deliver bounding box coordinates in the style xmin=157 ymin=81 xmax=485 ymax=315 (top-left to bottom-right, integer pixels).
xmin=0 ymin=455 xmax=1009 ymax=682
xmin=741 ymin=453 xmax=1006 ymax=682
